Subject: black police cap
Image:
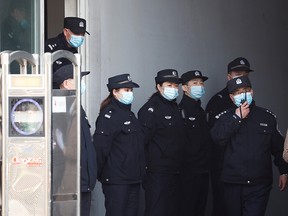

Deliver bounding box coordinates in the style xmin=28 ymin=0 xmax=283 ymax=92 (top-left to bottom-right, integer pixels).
xmin=227 ymin=76 xmax=252 ymax=94
xmin=64 ymin=17 xmax=90 ymax=35
xmin=227 ymin=57 xmax=253 ymax=73
xmin=107 ymin=74 xmax=139 ymax=91
xmin=155 ymin=69 xmax=180 ymax=84
xmin=181 ymin=70 xmax=208 ymax=84
xmin=53 ymin=64 xmax=90 ymax=89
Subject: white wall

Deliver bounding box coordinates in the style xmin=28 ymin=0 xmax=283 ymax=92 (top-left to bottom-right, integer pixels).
xmin=86 ymin=0 xmax=288 ymax=215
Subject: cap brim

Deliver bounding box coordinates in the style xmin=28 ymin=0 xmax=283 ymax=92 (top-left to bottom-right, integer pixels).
xmin=156 ymin=77 xmax=181 ymax=84
xmin=81 ymin=71 xmax=90 ymax=76
xmin=229 ymin=66 xmax=253 ymax=73
xmin=121 ymin=82 xmax=139 ymax=88
xmin=107 ymin=82 xmax=139 ymax=91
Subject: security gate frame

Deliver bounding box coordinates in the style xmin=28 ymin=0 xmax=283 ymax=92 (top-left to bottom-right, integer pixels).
xmin=0 ymin=50 xmax=81 ymax=216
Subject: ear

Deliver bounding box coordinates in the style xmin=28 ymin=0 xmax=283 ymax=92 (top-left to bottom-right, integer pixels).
xmin=227 ymin=73 xmax=232 ymax=80
xmin=156 ymin=84 xmax=161 ymax=92
xmin=61 ymin=80 xmax=70 ymax=89
xmin=229 ymin=94 xmax=235 ymax=102
xmin=112 ymin=89 xmax=118 ymax=96
xmin=182 ymin=84 xmax=188 ymax=92
xmin=63 ymin=28 xmax=70 ymax=39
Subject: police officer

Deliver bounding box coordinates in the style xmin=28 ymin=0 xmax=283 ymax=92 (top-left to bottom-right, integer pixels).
xmin=178 ymin=70 xmax=211 ymax=216
xmin=92 ymin=74 xmax=145 ymax=216
xmin=205 ymin=57 xmax=253 ymax=216
xmin=53 ymin=65 xmax=97 ymax=216
xmin=138 ymin=69 xmax=184 ymax=216
xmin=45 ymin=17 xmax=89 ymax=73
xmin=210 ymin=76 xmax=288 ymax=216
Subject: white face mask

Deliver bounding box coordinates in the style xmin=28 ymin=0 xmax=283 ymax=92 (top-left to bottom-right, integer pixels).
xmin=162 ymin=87 xmax=179 ymax=101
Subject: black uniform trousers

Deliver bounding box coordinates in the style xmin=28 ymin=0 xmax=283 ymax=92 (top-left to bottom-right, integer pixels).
xmin=81 ymin=191 xmax=92 ymax=216
xmin=223 ymin=182 xmax=272 ymax=216
xmin=144 ymin=172 xmax=180 ymax=216
xmin=210 ymin=165 xmax=226 ymax=216
xmin=102 ymin=183 xmax=140 ymax=216
xmin=178 ymin=171 xmax=209 ymax=216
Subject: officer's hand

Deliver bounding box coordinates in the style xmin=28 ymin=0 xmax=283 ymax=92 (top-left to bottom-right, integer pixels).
xmin=278 ymin=174 xmax=288 ymax=191
xmin=235 ymin=101 xmax=250 ymax=119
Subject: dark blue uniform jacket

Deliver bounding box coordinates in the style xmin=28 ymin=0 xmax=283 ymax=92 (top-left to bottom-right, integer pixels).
xmin=45 ymin=33 xmax=77 ymax=72
xmin=93 ymin=98 xmax=145 ymax=184
xmin=210 ymin=102 xmax=288 ymax=185
xmin=138 ymin=92 xmax=184 ymax=174
xmin=179 ymin=94 xmax=211 ymax=173
xmin=81 ymin=107 xmax=97 ymax=192
xmin=205 ymin=87 xmax=234 ymax=168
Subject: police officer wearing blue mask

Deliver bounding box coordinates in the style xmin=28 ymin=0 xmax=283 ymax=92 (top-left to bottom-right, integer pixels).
xmin=93 ymin=74 xmax=145 ymax=216
xmin=178 ymin=70 xmax=211 ymax=216
xmin=205 ymin=57 xmax=254 ymax=216
xmin=210 ymin=76 xmax=288 ymax=216
xmin=53 ymin=64 xmax=97 ymax=216
xmin=45 ymin=17 xmax=90 ymax=73
xmin=138 ymin=69 xmax=184 ymax=216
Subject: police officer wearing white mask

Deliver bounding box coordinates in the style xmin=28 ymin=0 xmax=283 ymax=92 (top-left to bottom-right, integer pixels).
xmin=45 ymin=17 xmax=89 ymax=74
xmin=138 ymin=69 xmax=184 ymax=216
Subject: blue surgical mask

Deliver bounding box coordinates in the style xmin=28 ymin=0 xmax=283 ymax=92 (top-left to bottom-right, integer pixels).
xmin=119 ymin=92 xmax=134 ymax=105
xmin=233 ymin=92 xmax=253 ymax=107
xmin=190 ymin=86 xmax=205 ymax=100
xmin=68 ymin=34 xmax=84 ymax=48
xmin=246 ymin=92 xmax=253 ymax=105
xmin=80 ymin=80 xmax=86 ymax=94
xmin=162 ymin=87 xmax=179 ymax=101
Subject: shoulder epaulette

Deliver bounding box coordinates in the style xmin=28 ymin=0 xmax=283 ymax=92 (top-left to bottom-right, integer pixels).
xmin=215 ymin=110 xmax=228 ymax=119
xmin=265 ymin=109 xmax=277 ymax=118
xmin=47 ymin=43 xmax=58 ymax=51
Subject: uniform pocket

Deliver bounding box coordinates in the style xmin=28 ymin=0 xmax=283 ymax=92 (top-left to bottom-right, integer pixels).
xmin=257 ymin=127 xmax=272 ymax=135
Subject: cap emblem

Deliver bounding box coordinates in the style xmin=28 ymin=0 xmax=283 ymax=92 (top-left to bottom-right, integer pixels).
xmin=127 ymin=75 xmax=132 ymax=81
xmin=236 ymin=78 xmax=242 ymax=85
xmin=195 ymin=71 xmax=200 ymax=76
xmin=172 ymin=71 xmax=177 ymax=76
xmin=79 ymin=21 xmax=84 ymax=27
xmin=240 ymin=60 xmax=245 ymax=65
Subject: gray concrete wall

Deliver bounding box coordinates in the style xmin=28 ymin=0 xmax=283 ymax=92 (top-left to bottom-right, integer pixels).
xmin=84 ymin=0 xmax=288 ymax=215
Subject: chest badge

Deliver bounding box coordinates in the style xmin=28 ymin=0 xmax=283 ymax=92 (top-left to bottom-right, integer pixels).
xmin=260 ymin=123 xmax=268 ymax=127
xmin=124 ymin=121 xmax=131 ymax=125
xmin=165 ymin=116 xmax=172 ymax=120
